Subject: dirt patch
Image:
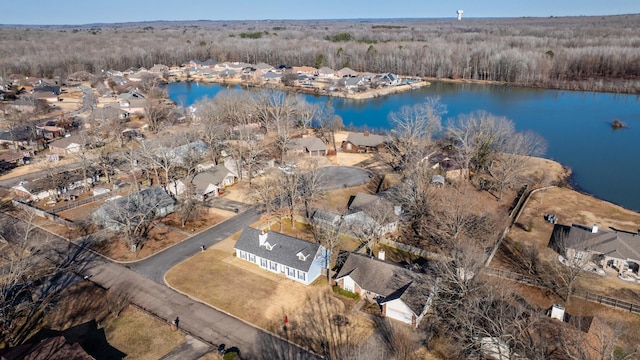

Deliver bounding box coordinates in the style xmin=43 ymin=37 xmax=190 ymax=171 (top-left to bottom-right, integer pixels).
xmin=161 ymin=207 xmax=234 ymax=233
xmin=493 ymin=185 xmax=640 ymax=303
xmin=92 ymin=224 xmax=187 ymax=262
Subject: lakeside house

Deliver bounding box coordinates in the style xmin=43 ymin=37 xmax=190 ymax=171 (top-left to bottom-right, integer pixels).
xmin=342 ymin=131 xmax=388 ymax=153
xmin=549 ymin=223 xmax=640 ymax=278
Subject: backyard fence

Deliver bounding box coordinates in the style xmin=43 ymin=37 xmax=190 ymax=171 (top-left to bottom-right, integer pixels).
xmin=12 ymin=199 xmax=74 ymax=228
xmin=48 ymin=192 xmax=112 ymax=214
xmin=484 ymin=267 xmax=640 ymax=314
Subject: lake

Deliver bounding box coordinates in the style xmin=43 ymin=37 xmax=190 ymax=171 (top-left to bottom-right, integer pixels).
xmin=167 ymin=81 xmax=640 ymax=212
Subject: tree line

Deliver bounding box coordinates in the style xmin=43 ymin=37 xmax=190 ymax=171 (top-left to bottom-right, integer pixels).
xmin=0 ymin=15 xmax=639 ymax=92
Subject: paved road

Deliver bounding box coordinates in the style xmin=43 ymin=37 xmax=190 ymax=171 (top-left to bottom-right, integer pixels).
xmin=129 ymin=207 xmax=261 ymax=283
xmin=2 ymin=211 xmax=318 ymax=360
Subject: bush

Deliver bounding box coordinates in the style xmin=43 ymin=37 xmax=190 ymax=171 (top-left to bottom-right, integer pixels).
xmin=332 ymin=285 xmax=360 ymax=300
xmin=223 ymin=351 xmax=239 ymax=360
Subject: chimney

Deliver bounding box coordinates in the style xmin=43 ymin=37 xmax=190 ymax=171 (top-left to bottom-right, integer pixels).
xmin=592 ymin=224 xmax=598 ymax=233
xmin=378 ymin=249 xmax=385 ymax=261
xmin=363 ymin=131 xmax=370 ymax=137
xmin=259 ymin=230 xmax=268 ymax=246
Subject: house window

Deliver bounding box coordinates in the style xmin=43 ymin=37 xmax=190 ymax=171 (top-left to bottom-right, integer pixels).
xmin=574 ymin=251 xmax=584 ymax=261
xmin=249 ymin=254 xmax=255 ymax=263
xmin=287 ymin=267 xmax=296 ymax=277
xmin=239 ymin=251 xmax=247 ymax=260
xmin=269 ymin=261 xmax=278 ymax=272
xmin=297 ymin=271 xmax=306 ymax=281
xmin=260 ymin=258 xmax=268 ymax=268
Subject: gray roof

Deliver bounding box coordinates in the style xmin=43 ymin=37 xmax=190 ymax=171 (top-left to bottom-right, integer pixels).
xmin=338 ymin=67 xmax=358 ymax=77
xmin=289 ymin=137 xmax=327 ymax=152
xmin=345 ymin=132 xmax=388 ymax=147
xmin=311 ymin=209 xmax=341 ymax=226
xmin=336 ymin=253 xmax=434 ymax=315
xmin=190 ymin=165 xmax=235 ymax=193
xmin=92 ymin=186 xmax=174 ymax=225
xmin=318 ymin=67 xmax=335 ymax=75
xmin=18 ymin=168 xmax=99 ymax=193
xmin=49 ymin=134 xmax=86 ymax=149
xmin=235 ymin=227 xmax=322 ymax=272
xmin=551 ymin=224 xmax=640 ymax=261
xmin=262 ymin=71 xmax=282 ymax=80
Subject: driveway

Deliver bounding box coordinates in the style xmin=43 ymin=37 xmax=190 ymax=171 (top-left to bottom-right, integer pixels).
xmin=317 ymin=166 xmax=372 ymax=190
xmin=3 ymin=212 xmax=318 ymax=359
xmin=129 ymin=207 xmax=260 ymax=283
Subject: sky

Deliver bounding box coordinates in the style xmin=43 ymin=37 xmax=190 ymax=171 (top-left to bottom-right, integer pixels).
xmin=1 ymin=0 xmax=639 ymax=25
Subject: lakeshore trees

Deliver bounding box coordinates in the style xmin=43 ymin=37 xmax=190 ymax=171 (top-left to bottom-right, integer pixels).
xmin=1 ymin=16 xmax=639 ymax=93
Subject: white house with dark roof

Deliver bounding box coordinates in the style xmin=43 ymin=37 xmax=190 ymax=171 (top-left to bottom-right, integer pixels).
xmin=335 ymin=252 xmax=436 ymax=327
xmin=234 ymin=227 xmax=329 ymax=285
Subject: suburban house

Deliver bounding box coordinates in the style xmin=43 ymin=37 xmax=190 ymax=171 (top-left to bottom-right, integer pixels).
xmin=317 ymin=67 xmax=337 ymax=79
xmin=335 ymin=252 xmax=436 ymax=327
xmin=155 ymin=140 xmax=209 ymax=168
xmin=342 ymin=131 xmax=388 ymax=153
xmin=373 ymin=73 xmax=401 ymax=86
xmin=344 ymin=192 xmax=401 ymax=235
xmin=48 ymin=134 xmax=86 ymax=155
xmin=288 ymin=137 xmax=327 ymax=157
xmin=234 ymin=227 xmax=329 ymax=285
xmin=549 ymin=223 xmax=640 ymax=277
xmin=14 ymin=168 xmax=101 ymax=201
xmin=338 ymin=77 xmax=368 ymax=93
xmin=337 ymin=67 xmax=358 ymax=78
xmin=91 ymin=186 xmax=175 ymax=231
xmin=170 ymin=164 xmax=237 ymax=200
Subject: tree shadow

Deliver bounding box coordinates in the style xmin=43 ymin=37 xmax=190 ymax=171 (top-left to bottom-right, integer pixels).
xmin=5 ymin=320 xmax=126 ymax=360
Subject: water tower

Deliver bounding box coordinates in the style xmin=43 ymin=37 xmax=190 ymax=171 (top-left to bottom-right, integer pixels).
xmin=457 ymin=9 xmax=464 ymax=21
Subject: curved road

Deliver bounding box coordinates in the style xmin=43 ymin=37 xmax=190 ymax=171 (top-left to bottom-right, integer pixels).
xmin=130 ymin=207 xmax=260 ymax=283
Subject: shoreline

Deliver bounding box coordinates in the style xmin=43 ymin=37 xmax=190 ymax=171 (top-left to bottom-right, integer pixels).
xmin=168 ymin=73 xmax=430 ymax=100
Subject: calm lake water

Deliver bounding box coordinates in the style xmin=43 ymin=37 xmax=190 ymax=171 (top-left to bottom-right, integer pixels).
xmin=167 ymin=82 xmax=640 ymax=212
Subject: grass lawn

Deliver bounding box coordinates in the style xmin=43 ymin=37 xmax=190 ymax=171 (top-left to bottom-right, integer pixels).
xmin=104 ymin=306 xmax=184 ymax=360
xmin=165 ymin=237 xmax=375 ymax=342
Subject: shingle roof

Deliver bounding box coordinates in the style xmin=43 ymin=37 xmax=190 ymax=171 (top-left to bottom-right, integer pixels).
xmin=235 ymin=227 xmax=322 ymax=272
xmin=49 ymin=135 xmax=85 ymax=149
xmin=345 ymin=132 xmax=388 ymax=147
xmin=190 ymin=165 xmax=235 ymax=193
xmin=289 ymin=137 xmax=327 ymax=152
xmin=335 ymin=253 xmax=434 ymax=315
xmin=552 ymin=224 xmax=640 ymax=261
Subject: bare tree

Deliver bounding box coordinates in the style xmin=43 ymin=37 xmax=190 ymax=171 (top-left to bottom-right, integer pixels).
xmin=105 ymin=281 xmax=135 ymax=318
xmin=310 ymin=216 xmax=343 ymax=282
xmin=271 ymin=291 xmax=360 ymax=360
xmin=385 ymin=97 xmax=446 ymax=174
xmin=298 ymin=160 xmax=325 ymax=220
xmin=446 ymin=111 xmax=514 ymax=181
xmin=488 ymin=130 xmax=547 ymax=201
xmin=547 ymin=225 xmax=591 ymax=302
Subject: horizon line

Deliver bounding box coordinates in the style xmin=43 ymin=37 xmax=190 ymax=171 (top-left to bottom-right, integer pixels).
xmin=1 ymin=13 xmax=638 ymax=27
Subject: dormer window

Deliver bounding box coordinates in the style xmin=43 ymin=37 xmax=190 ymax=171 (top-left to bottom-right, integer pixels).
xmin=297 ymin=251 xmax=309 ymax=261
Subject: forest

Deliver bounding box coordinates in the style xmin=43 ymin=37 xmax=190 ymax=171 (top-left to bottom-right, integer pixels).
xmin=0 ymin=14 xmax=639 ymax=93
